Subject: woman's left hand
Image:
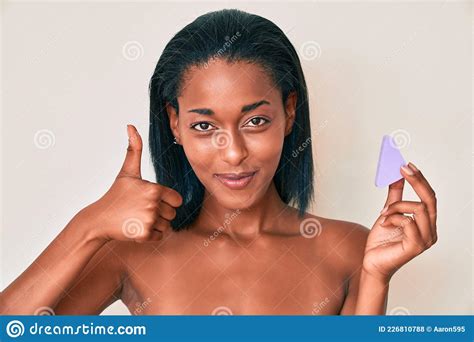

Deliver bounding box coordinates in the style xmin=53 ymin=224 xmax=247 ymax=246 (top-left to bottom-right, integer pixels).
xmin=363 ymin=162 xmax=438 ymax=282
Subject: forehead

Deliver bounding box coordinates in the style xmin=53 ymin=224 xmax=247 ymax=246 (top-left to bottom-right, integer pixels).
xmin=178 ymin=59 xmax=281 ymax=111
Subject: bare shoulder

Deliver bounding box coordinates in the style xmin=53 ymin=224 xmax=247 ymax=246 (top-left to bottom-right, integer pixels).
xmin=321 ymin=215 xmax=369 ymax=262
xmin=296 ymin=211 xmax=370 ymax=268
xmin=296 ymin=210 xmax=369 ymax=241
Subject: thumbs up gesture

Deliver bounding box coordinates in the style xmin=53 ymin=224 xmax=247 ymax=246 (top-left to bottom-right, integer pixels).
xmin=362 ymin=162 xmax=438 ymax=282
xmin=81 ymin=125 xmax=183 ymax=243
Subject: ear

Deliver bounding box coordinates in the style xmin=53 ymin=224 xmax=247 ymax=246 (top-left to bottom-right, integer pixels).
xmin=166 ymin=102 xmax=181 ymax=143
xmin=284 ymin=91 xmax=297 ymax=137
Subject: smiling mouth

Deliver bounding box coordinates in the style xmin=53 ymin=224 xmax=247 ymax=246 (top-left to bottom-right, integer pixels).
xmin=213 ymin=170 xmax=258 ymax=190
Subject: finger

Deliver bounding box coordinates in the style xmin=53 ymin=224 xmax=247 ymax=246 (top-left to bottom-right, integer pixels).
xmin=380 ymin=213 xmax=426 ymax=253
xmin=383 ymin=177 xmax=405 ymax=209
xmin=149 ymin=229 xmax=164 ymax=241
xmin=153 ymin=216 xmax=172 ymax=232
xmin=160 ymin=186 xmax=184 ymax=208
xmin=136 ymin=229 xmax=163 ymax=242
xmin=158 ymin=201 xmax=177 ymax=221
xmin=117 ymin=124 xmax=143 ymax=179
xmin=381 ymin=201 xmax=432 ymax=243
xmin=400 ymin=162 xmax=437 ymax=227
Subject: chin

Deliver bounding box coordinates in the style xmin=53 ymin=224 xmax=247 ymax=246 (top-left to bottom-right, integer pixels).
xmin=212 ymin=189 xmax=259 ymax=210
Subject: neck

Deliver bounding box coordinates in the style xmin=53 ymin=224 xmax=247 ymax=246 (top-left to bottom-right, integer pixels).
xmin=193 ymin=180 xmax=290 ymax=241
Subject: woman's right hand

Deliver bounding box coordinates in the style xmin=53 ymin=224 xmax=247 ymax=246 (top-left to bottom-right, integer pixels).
xmin=80 ymin=124 xmax=183 ymax=243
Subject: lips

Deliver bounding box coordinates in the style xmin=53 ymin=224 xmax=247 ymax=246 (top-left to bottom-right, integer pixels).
xmin=214 ymin=170 xmax=258 ymax=190
xmin=214 ymin=171 xmax=256 ymax=179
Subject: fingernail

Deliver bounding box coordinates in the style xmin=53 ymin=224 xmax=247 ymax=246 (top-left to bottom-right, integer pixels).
xmin=380 ymin=216 xmax=386 ymax=224
xmin=401 ymin=165 xmax=414 ymax=176
xmin=408 ymin=162 xmax=418 ymax=173
xmin=380 ymin=206 xmax=388 ymax=215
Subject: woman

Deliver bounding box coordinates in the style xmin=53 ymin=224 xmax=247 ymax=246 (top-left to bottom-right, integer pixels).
xmin=0 ymin=9 xmax=437 ymax=315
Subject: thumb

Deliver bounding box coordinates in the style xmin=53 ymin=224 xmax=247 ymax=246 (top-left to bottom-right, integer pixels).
xmin=117 ymin=124 xmax=143 ymax=179
xmin=383 ymin=177 xmax=405 ymax=209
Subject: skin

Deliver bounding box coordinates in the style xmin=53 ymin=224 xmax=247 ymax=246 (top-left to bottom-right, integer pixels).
xmin=0 ymin=60 xmax=438 ymax=315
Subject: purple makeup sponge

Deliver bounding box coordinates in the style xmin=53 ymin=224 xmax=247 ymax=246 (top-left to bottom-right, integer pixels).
xmin=375 ymin=135 xmax=407 ymax=187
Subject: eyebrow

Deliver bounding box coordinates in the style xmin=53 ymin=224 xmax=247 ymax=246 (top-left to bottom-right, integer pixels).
xmin=187 ymin=100 xmax=270 ymax=116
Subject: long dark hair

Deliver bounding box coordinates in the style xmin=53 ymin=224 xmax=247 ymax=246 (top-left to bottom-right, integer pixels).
xmin=149 ymin=9 xmax=314 ymax=231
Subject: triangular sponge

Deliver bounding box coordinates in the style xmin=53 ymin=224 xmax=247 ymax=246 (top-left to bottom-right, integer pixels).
xmin=375 ymin=135 xmax=407 ymax=187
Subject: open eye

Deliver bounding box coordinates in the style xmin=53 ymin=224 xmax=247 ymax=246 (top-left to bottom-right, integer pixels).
xmin=245 ymin=116 xmax=271 ymax=127
xmin=190 ymin=122 xmax=215 ymax=132
xmin=190 ymin=116 xmax=270 ymax=132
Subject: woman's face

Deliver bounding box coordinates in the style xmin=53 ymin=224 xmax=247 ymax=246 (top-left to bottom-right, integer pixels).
xmin=167 ymin=59 xmax=296 ymax=209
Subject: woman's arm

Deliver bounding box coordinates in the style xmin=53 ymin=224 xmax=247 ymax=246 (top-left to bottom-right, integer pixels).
xmin=338 ymin=223 xmax=377 ymax=315
xmin=339 ymin=266 xmax=389 ymax=315
xmin=341 ymin=162 xmax=437 ymax=315
xmin=0 ymin=210 xmax=108 ymax=315
xmin=53 ymin=235 xmax=126 ymax=315
xmin=337 ymin=235 xmax=390 ymax=315
xmin=354 ymin=270 xmax=389 ymax=315
xmin=0 ymin=125 xmax=183 ymax=315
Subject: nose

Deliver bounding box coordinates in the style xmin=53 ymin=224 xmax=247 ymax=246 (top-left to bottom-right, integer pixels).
xmin=214 ymin=129 xmax=248 ymax=166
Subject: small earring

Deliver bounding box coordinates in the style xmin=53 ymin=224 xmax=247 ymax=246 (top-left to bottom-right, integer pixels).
xmin=173 ymin=137 xmax=179 ymax=145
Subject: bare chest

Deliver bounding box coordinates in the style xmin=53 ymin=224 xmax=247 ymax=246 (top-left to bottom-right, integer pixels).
xmin=121 ymin=239 xmax=347 ymax=315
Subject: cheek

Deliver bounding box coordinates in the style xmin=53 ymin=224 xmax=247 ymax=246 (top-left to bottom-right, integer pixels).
xmin=247 ymin=124 xmax=286 ymax=165
xmin=181 ymin=138 xmax=217 ymax=182
xmin=247 ymin=135 xmax=283 ymax=168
